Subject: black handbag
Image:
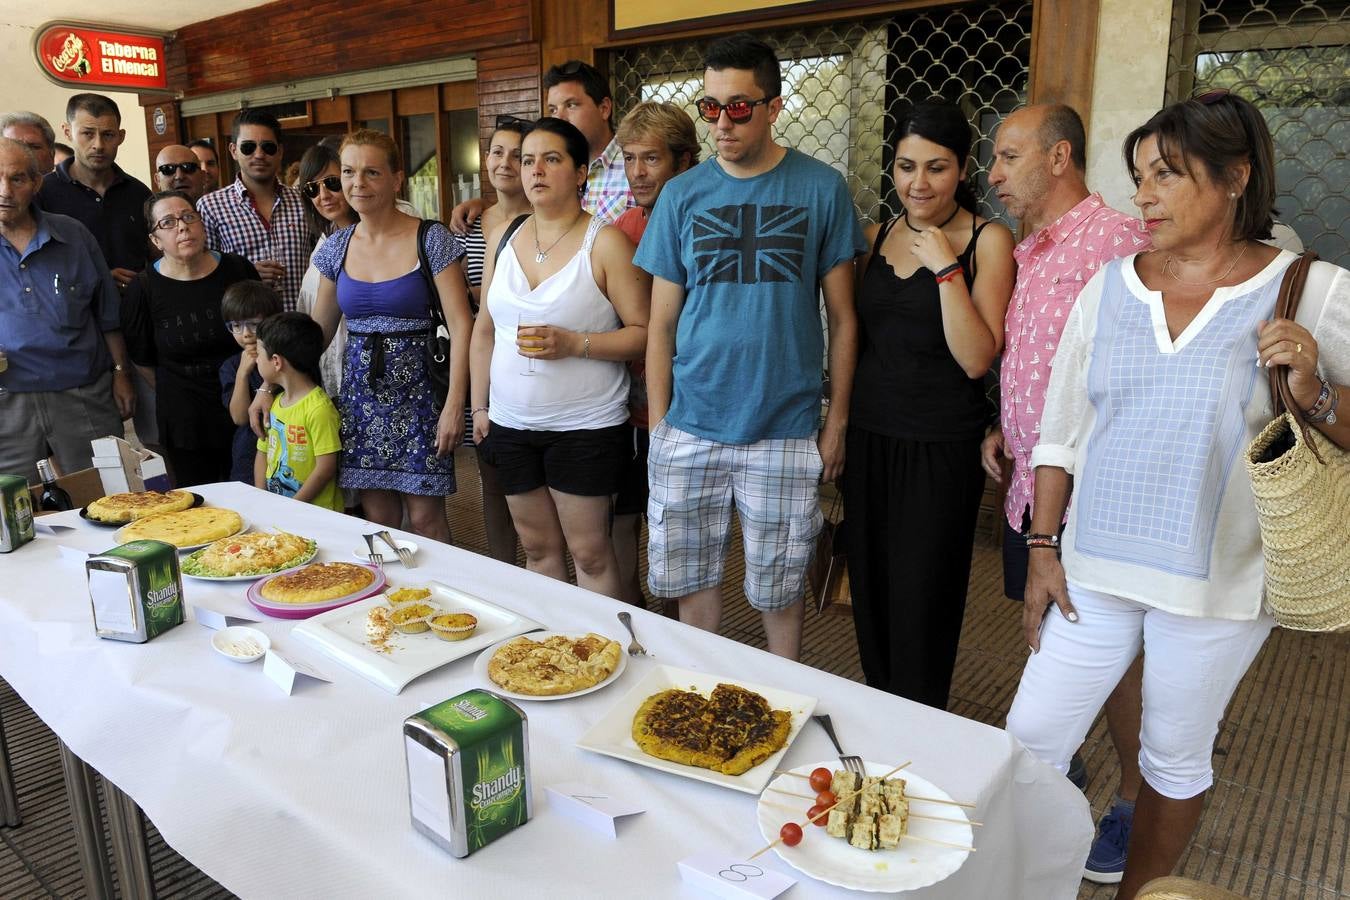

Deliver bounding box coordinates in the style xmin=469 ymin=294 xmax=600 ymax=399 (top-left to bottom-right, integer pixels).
xmin=416 ymin=219 xmax=451 ymax=411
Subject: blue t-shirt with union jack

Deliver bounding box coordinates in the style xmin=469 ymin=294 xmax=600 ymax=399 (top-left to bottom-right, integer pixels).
xmin=635 ymin=149 xmax=864 ymax=444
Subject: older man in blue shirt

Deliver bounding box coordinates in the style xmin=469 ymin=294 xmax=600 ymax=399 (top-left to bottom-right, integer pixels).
xmin=0 ymin=137 xmax=133 ymax=482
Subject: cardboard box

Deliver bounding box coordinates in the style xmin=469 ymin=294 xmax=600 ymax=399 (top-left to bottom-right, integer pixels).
xmin=91 ymin=437 xmax=170 ymax=495
xmin=30 ymin=467 xmax=105 ymax=515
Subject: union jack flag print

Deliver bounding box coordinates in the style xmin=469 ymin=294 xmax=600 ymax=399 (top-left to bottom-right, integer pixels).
xmin=692 ymin=204 xmax=808 ymax=285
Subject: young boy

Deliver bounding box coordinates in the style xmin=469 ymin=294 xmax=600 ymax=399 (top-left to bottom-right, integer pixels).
xmin=253 ymin=313 xmax=343 ymax=512
xmin=219 ymin=281 xmax=283 ymax=484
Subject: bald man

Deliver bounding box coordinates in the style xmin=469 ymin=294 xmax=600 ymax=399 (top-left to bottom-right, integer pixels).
xmin=154 ymin=144 xmax=208 ymax=202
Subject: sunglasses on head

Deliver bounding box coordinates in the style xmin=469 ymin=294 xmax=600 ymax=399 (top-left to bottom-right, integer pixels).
xmin=238 ymin=140 xmax=279 ymax=157
xmin=495 ymin=114 xmax=534 ymax=130
xmin=695 ymin=95 xmax=777 ymax=124
xmin=157 ymin=161 xmax=200 ymax=176
xmin=302 ymin=175 xmax=342 ymax=198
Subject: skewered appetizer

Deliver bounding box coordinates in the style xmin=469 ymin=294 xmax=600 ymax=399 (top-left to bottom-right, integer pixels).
xmin=825 ymin=770 xmax=909 ymax=850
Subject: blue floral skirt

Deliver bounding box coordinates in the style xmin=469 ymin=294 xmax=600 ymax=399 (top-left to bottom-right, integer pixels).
xmin=339 ymin=314 xmax=456 ymax=496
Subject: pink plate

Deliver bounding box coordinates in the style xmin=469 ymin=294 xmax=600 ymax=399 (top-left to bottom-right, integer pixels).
xmin=246 ymin=563 xmax=387 ymax=620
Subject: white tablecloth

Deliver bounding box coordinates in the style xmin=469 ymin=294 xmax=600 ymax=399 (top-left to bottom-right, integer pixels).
xmin=0 ymin=484 xmax=1090 ymax=898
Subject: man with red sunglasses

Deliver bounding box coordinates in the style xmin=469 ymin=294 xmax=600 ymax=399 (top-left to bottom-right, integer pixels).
xmin=196 ymin=109 xmax=317 ymax=311
xmin=635 ymin=34 xmax=864 ymax=661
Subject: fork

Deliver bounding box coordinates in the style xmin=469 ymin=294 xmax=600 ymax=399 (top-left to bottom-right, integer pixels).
xmin=376 ymin=530 xmax=416 ymax=569
xmin=362 ymin=533 xmax=384 ymax=572
xmin=617 ymin=611 xmax=645 ymax=656
xmin=814 ymin=714 xmax=865 ymax=775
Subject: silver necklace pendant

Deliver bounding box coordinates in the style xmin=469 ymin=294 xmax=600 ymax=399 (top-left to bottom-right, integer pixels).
xmin=534 ymin=250 xmax=548 ymax=264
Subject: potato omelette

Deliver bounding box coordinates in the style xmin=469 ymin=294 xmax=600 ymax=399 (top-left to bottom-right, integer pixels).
xmin=488 ymin=633 xmax=622 ymax=696
xmin=632 ymin=683 xmax=791 ymax=775
xmin=86 ymin=490 xmax=195 ymax=523
xmin=115 ymin=507 xmax=243 ymax=547
xmin=259 ymin=562 xmax=374 ymax=604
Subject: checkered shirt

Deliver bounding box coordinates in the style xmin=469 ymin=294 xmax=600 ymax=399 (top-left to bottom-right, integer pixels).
xmin=197 ymin=177 xmax=318 ymax=311
xmin=584 ymin=136 xmax=634 ymax=224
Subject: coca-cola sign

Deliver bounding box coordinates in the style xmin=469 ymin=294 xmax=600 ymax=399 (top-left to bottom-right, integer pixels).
xmin=33 ymin=22 xmax=168 ymax=92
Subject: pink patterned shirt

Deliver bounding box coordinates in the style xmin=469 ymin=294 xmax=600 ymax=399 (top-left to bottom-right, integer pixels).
xmin=1001 ymin=193 xmax=1151 ymax=528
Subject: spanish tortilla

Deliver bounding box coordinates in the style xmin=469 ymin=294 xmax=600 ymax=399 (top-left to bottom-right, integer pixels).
xmin=85 ymin=490 xmax=196 ymax=524
xmin=115 ymin=507 xmax=244 ymax=548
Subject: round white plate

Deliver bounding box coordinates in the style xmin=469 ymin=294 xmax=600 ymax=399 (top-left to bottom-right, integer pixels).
xmin=181 ymin=541 xmax=319 ymax=582
xmin=755 ymin=760 xmax=973 ymax=893
xmin=352 ymin=538 xmax=419 ymax=565
xmin=211 ymin=626 xmax=270 ymax=663
xmin=473 ymin=631 xmax=627 ymax=701
xmin=115 ymin=516 xmax=251 ymax=551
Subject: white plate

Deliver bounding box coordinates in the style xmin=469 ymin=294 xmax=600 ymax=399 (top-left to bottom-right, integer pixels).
xmin=471 ymin=631 xmax=628 ymax=701
xmin=290 ymin=581 xmax=544 ymax=694
xmin=574 ymin=664 xmax=817 ymax=795
xmin=755 ymin=760 xmax=973 ymax=893
xmin=210 ymin=626 xmax=270 ymax=663
xmin=351 ymin=538 xmax=419 ymax=565
xmin=180 ymin=540 xmax=318 ymax=581
xmin=115 ymin=515 xmax=249 ymax=551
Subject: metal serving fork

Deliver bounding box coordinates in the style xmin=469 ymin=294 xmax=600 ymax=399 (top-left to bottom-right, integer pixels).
xmin=361 ymin=533 xmax=384 ymax=572
xmin=377 ymin=530 xmax=416 ymax=569
xmin=617 ymin=611 xmax=646 ymax=656
xmin=813 ymin=714 xmax=865 ymax=775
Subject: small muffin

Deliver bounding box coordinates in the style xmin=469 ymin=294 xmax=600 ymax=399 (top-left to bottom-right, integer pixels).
xmin=387 ymin=586 xmax=432 ymax=605
xmin=390 ymin=602 xmax=439 ymax=634
xmin=428 ymin=613 xmax=478 ymax=642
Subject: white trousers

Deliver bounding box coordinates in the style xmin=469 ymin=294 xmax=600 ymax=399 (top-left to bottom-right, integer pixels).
xmin=1006 ymin=584 xmax=1274 ymax=800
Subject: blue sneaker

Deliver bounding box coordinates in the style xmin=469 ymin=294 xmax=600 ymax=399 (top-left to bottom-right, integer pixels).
xmin=1083 ymin=798 xmax=1134 ymax=883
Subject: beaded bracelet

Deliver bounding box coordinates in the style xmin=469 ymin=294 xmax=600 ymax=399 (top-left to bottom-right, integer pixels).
xmin=471 ymin=406 xmax=489 ymax=416
xmin=1307 ymin=382 xmax=1339 ymax=425
xmin=1025 ymin=532 xmax=1060 ymax=550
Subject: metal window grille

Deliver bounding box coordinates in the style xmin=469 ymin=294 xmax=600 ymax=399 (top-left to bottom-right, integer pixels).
xmin=610 ymin=1 xmax=1032 ymax=225
xmin=1167 ymin=1 xmax=1350 ymax=265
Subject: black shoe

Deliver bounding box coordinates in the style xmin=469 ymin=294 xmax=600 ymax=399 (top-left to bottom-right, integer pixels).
xmin=1067 ymin=752 xmax=1088 ymax=790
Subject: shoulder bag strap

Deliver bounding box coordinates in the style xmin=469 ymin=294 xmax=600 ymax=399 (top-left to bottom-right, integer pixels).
xmin=493 ymin=214 xmax=531 ymax=265
xmin=417 ymin=219 xmax=449 ymax=329
xmin=1271 ymin=250 xmax=1322 ymax=459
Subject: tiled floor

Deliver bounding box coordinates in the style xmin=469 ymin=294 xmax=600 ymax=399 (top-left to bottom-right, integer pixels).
xmin=2 ymin=449 xmax=1346 ymax=898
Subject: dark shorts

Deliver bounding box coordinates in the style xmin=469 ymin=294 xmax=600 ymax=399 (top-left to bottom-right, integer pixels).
xmin=1002 ymin=509 xmax=1063 ymax=602
xmin=613 ymin=427 xmax=650 ymax=516
xmin=480 ymin=422 xmax=630 ymax=497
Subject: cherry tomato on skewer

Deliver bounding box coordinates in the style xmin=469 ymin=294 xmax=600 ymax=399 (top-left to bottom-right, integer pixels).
xmin=815 ymin=790 xmax=836 ymax=807
xmin=807 ymin=803 xmax=830 ymax=826
xmin=779 ymin=822 xmax=803 ymax=846
xmin=808 ymin=767 xmax=832 ymax=792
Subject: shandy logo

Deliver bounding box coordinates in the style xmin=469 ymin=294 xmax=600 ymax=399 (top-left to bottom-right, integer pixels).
xmin=471 ymin=767 xmax=522 ymax=809
xmin=146 ymin=583 xmax=179 ymax=607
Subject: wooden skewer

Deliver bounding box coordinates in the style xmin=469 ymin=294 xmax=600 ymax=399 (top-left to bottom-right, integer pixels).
xmin=772 ymin=768 xmax=976 ymax=810
xmin=749 ymin=761 xmax=911 ymax=860
xmin=759 ymin=802 xmax=976 ymax=851
xmin=765 ymin=787 xmax=815 ymax=800
xmin=910 ymin=811 xmax=983 ymax=827
xmin=902 ymin=833 xmax=976 ymax=852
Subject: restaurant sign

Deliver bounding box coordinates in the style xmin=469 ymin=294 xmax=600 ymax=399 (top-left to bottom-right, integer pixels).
xmin=33 ymin=22 xmax=168 ymax=92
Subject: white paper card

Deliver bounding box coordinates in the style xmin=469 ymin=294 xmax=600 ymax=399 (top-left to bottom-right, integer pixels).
xmin=545 ymin=782 xmax=645 ymax=838
xmin=263 ymin=649 xmax=331 ymax=695
xmin=58 ymin=545 xmax=90 ymax=566
xmin=405 ymin=736 xmax=454 ymax=845
xmin=88 ymin=568 xmax=134 ymax=634
xmin=36 ymin=521 xmax=75 ymax=534
xmin=194 ymin=605 xmax=259 ymax=630
xmin=677 ymin=852 xmax=796 ymax=900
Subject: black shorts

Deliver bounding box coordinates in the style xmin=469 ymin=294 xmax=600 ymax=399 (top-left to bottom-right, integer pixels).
xmin=480 ymin=422 xmax=630 ymax=497
xmin=1002 ymin=509 xmax=1063 ymax=601
xmin=613 ymin=426 xmax=650 ymax=516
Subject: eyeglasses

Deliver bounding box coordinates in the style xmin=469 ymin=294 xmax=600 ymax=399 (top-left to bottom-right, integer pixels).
xmin=151 ymin=212 xmax=201 ymax=232
xmin=237 ymin=140 xmax=280 ymax=157
xmin=157 ymin=161 xmax=200 ymax=176
xmin=695 ymin=96 xmax=777 ymax=124
xmin=1193 ymin=89 xmax=1231 ymax=105
xmin=495 ymin=114 xmax=534 ymax=130
xmin=302 ymin=175 xmax=342 ymax=198
xmin=226 ymin=319 xmax=263 ymax=335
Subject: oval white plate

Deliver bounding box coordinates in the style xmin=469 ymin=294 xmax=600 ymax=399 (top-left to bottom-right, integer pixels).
xmin=473 ymin=631 xmax=627 ymax=701
xmin=180 ymin=541 xmax=318 ymax=581
xmin=211 ymin=626 xmax=270 ymax=663
xmin=755 ymin=760 xmax=973 ymax=893
xmin=351 ymin=538 xmax=419 ymax=565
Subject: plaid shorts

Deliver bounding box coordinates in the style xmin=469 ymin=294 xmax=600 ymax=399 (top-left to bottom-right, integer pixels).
xmin=646 ymin=420 xmax=824 ymax=611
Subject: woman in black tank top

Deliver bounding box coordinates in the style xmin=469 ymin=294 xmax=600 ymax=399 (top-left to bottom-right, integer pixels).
xmin=842 ymin=104 xmax=1015 ymax=708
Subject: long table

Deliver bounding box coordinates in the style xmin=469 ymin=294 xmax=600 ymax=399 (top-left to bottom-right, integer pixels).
xmin=0 ymin=484 xmax=1091 ymax=898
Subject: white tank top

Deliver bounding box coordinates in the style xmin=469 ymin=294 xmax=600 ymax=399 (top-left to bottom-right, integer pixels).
xmin=486 ymin=216 xmax=630 ymax=430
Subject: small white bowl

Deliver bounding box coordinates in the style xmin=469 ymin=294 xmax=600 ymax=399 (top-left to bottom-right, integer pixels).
xmin=211 ymin=626 xmax=271 ymax=663
xmin=352 ymin=538 xmax=419 ymax=565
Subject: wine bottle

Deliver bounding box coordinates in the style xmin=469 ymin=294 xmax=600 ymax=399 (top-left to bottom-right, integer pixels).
xmin=36 ymin=459 xmax=73 ymax=512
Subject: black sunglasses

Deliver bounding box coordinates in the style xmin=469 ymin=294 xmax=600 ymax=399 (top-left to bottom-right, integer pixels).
xmin=302 ymin=175 xmax=342 ymax=198
xmin=157 ymin=161 xmax=200 ymax=176
xmin=495 ymin=114 xmax=534 ymax=130
xmin=695 ymin=95 xmax=777 ymax=124
xmin=237 ymin=140 xmax=279 ymax=157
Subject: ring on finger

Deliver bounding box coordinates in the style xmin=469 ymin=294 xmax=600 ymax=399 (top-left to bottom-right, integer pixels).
xmin=1296 ymin=342 xmax=1303 ymax=354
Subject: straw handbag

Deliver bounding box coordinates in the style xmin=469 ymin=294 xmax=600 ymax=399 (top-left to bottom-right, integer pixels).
xmin=1244 ymin=252 xmax=1350 ymax=632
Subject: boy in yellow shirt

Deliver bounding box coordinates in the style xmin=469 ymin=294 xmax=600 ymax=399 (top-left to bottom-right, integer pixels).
xmin=253 ymin=313 xmax=343 ymax=512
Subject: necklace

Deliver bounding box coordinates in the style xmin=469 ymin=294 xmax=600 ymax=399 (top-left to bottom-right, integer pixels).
xmin=533 ymin=212 xmax=583 ymax=263
xmin=903 ymin=204 xmax=961 ymax=233
xmin=1164 ymin=242 xmax=1248 ymax=286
